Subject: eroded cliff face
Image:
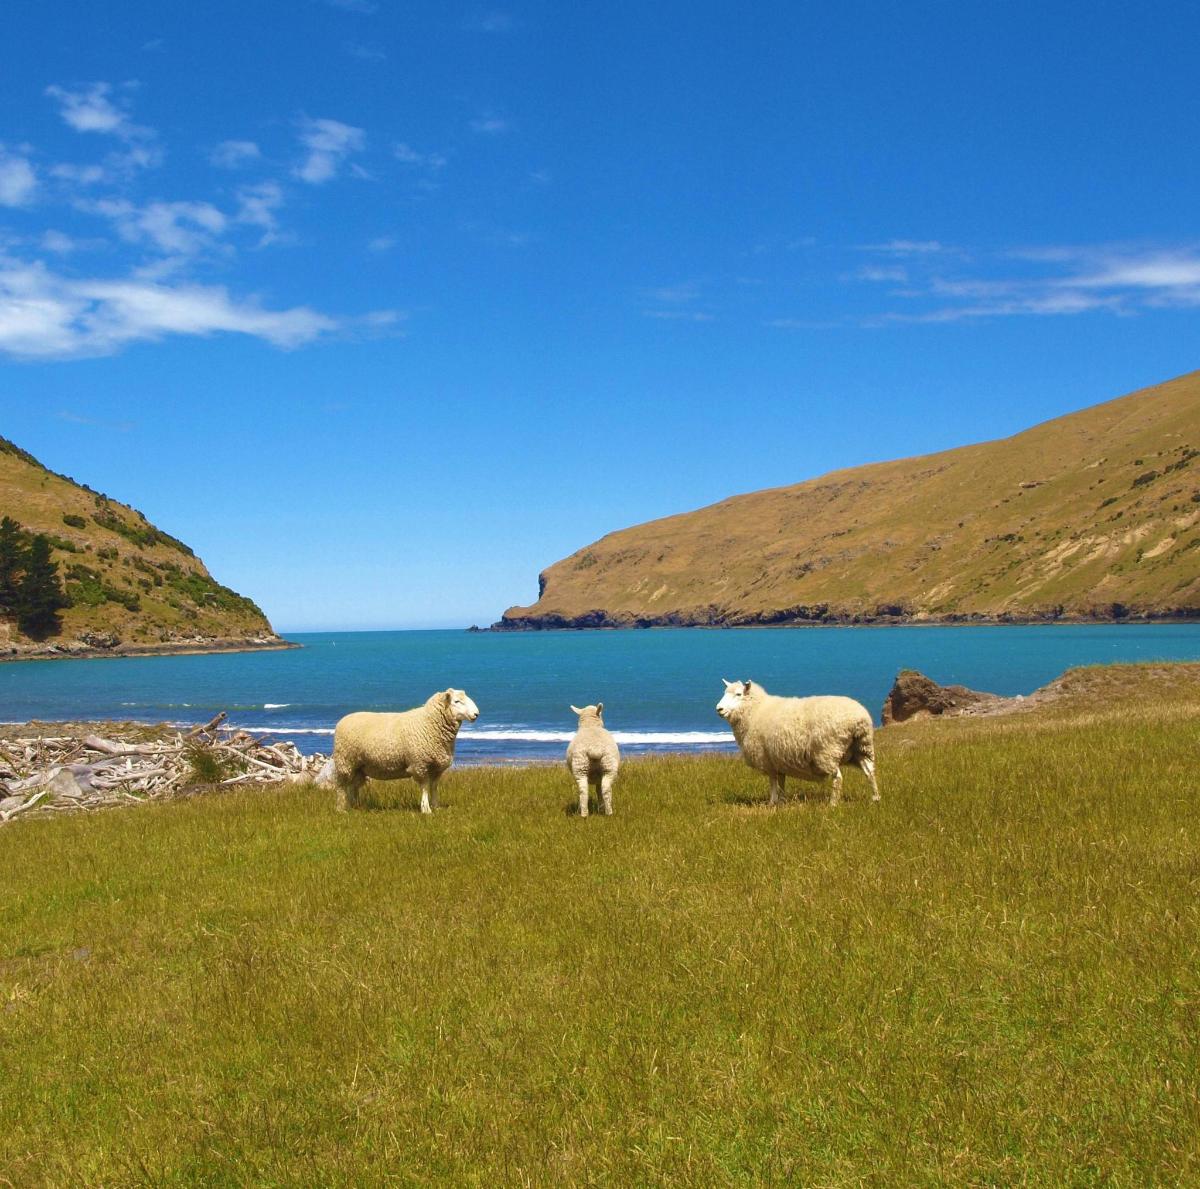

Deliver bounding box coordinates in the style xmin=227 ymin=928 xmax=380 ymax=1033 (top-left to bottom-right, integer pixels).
xmin=497 ymin=370 xmax=1200 ymax=629
xmin=0 ymin=436 xmax=288 ymax=658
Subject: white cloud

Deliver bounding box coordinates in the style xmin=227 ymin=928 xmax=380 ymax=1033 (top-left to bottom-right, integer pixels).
xmin=343 ymin=40 xmax=385 ymax=60
xmin=860 ymin=239 xmax=948 ymax=255
xmin=210 ymin=139 xmax=261 ymax=169
xmin=49 ymin=162 xmax=108 ymax=186
xmin=645 ymin=281 xmax=701 ymax=304
xmin=463 ymin=10 xmax=512 ymax=32
xmin=293 ymin=117 xmax=365 ymax=183
xmin=643 ymin=309 xmax=715 ymax=322
xmin=827 ymin=242 xmax=1200 ymax=326
xmin=0 ymin=149 xmax=37 ymax=207
xmin=393 ymin=142 xmax=447 ymax=170
xmin=0 ymin=257 xmax=338 ymax=360
xmin=368 ymin=235 xmax=396 ymax=251
xmin=40 ymin=230 xmax=100 ymax=255
xmin=469 ymin=114 xmax=509 ymax=135
xmin=235 ymin=181 xmax=285 ymax=244
xmin=45 ymin=82 xmax=152 ymax=142
xmin=85 ymin=198 xmax=227 ymax=257
xmin=852 ymin=265 xmax=908 ymax=283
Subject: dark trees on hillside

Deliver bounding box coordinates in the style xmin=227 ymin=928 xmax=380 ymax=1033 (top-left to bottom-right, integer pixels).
xmin=0 ymin=516 xmax=69 ymax=638
xmin=0 ymin=515 xmax=21 ymax=614
xmin=17 ymin=534 xmax=68 ymax=637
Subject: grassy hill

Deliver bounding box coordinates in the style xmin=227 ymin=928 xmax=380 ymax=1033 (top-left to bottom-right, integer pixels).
xmin=0 ymin=436 xmax=283 ymax=656
xmin=501 ymin=369 xmax=1200 ymax=628
xmin=1 ymin=664 xmax=1198 ymax=1182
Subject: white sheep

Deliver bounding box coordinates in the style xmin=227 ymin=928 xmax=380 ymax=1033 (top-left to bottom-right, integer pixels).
xmin=333 ymin=688 xmax=480 ymax=814
xmin=566 ymin=703 xmax=620 ymax=817
xmin=715 ymin=679 xmax=879 ymax=806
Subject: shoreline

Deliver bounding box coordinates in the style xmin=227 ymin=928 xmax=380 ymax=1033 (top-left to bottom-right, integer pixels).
xmin=0 ymin=636 xmax=300 ymax=665
xmin=491 ymin=611 xmax=1200 ymax=631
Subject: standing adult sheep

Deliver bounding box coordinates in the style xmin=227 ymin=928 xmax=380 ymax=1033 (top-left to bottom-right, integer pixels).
xmin=566 ymin=703 xmax=620 ymax=817
xmin=333 ymin=688 xmax=479 ymax=814
xmin=715 ymin=679 xmax=879 ymax=806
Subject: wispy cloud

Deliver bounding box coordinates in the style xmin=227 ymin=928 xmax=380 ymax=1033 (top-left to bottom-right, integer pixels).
xmin=0 ymin=148 xmax=37 ymax=207
xmin=0 ymin=257 xmax=339 ymax=360
xmin=849 ymin=264 xmax=908 ymax=283
xmin=643 ymin=310 xmax=715 ymax=322
xmin=45 ymin=82 xmax=154 ymax=144
xmin=645 ymin=281 xmax=701 ymax=304
xmin=343 ymin=39 xmax=385 ymax=60
xmin=84 ymin=198 xmax=228 ymax=258
xmin=367 ymin=235 xmax=396 ymax=252
xmin=469 ymin=114 xmax=510 ymax=135
xmin=393 ymin=142 xmax=447 ymax=170
xmin=641 ymin=280 xmax=715 ymax=322
xmin=463 ymin=10 xmax=513 ymax=32
xmin=45 ymin=82 xmax=161 ymax=180
xmin=796 ymin=240 xmax=1200 ymax=326
xmin=57 ymin=410 xmax=136 ymax=431
xmin=858 ymin=239 xmax=949 ymax=255
xmin=235 ymin=181 xmax=286 ymax=245
xmin=293 ymin=117 xmax=365 ymax=183
xmin=210 ymin=139 xmax=261 ymax=169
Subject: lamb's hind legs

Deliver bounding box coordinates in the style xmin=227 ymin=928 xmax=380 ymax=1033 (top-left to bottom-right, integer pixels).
xmin=575 ymin=773 xmax=590 ymax=817
xmin=418 ymin=778 xmax=434 ymax=815
xmin=860 ymin=757 xmax=881 ymax=803
xmin=600 ymin=773 xmax=614 ymax=816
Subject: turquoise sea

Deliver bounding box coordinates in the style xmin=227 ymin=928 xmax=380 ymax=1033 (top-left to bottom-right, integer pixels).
xmin=3 ymin=626 xmax=1200 ymax=763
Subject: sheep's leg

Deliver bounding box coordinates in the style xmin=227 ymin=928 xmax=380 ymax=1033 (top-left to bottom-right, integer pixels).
xmin=575 ymin=773 xmax=590 ymax=817
xmin=428 ymin=777 xmax=440 ymax=810
xmin=828 ymin=767 xmax=843 ymax=807
xmin=860 ymin=757 xmax=881 ymax=803
xmin=335 ymin=771 xmax=362 ymax=813
xmin=417 ymin=777 xmax=434 ymax=815
xmin=768 ymin=773 xmax=784 ymax=806
xmin=600 ymin=772 xmax=614 ymax=816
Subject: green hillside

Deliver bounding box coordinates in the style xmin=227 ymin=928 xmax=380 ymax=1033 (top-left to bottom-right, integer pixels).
xmin=0 ymin=436 xmax=284 ymax=656
xmin=500 ymin=370 xmax=1200 ymax=628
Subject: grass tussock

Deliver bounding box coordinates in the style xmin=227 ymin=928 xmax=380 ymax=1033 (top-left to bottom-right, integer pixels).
xmin=1 ymin=666 xmax=1199 ymax=1183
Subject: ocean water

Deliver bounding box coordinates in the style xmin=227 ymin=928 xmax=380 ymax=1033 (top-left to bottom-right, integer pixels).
xmin=3 ymin=625 xmax=1200 ymax=763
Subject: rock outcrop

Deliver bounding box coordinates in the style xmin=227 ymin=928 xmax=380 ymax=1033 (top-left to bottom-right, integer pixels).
xmin=881 ymin=670 xmax=1006 ymax=725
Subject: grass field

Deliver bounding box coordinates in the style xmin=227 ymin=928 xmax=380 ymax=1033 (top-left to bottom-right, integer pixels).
xmin=2 ymin=666 xmax=1199 ymax=1185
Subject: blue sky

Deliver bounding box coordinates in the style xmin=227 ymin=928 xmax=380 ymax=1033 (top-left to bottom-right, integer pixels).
xmin=2 ymin=1 xmax=1199 ymax=630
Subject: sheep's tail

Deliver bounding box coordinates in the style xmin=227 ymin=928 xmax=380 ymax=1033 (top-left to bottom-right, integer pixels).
xmin=846 ymin=714 xmax=875 ymax=766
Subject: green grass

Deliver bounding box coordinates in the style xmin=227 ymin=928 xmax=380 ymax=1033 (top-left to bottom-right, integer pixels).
xmin=2 ymin=686 xmax=1199 ymax=1183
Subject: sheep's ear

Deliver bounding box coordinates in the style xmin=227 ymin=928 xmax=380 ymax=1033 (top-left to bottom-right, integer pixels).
xmin=742 ymin=680 xmax=752 ymax=693
xmin=596 ymin=702 xmax=603 ymax=715
xmin=444 ymin=690 xmax=454 ymax=706
xmin=569 ymin=704 xmax=583 ymax=715
xmin=722 ymin=677 xmax=734 ymax=689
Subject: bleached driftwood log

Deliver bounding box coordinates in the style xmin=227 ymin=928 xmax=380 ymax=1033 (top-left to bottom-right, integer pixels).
xmin=0 ymin=719 xmax=328 ymax=825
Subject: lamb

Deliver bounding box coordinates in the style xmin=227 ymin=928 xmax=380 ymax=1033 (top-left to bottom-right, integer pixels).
xmin=715 ymin=679 xmax=879 ymax=807
xmin=333 ymin=688 xmax=479 ymax=814
xmin=566 ymin=703 xmax=620 ymax=817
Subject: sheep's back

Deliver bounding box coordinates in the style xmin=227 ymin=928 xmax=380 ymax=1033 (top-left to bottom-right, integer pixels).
xmin=566 ymin=724 xmax=620 ymax=775
xmin=334 ymin=707 xmax=446 ymax=776
xmin=739 ymin=695 xmax=872 ymax=777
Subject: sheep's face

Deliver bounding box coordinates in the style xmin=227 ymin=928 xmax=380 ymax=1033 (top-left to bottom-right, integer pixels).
xmin=445 ymin=689 xmax=480 ymax=722
xmin=716 ymin=679 xmax=752 ymax=720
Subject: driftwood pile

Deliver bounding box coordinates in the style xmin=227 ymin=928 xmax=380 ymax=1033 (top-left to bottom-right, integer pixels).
xmin=0 ymin=711 xmax=332 ymax=825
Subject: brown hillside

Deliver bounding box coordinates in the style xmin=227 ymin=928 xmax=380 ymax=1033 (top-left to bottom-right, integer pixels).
xmin=0 ymin=437 xmax=284 ymax=656
xmin=501 ymin=370 xmax=1200 ymax=628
